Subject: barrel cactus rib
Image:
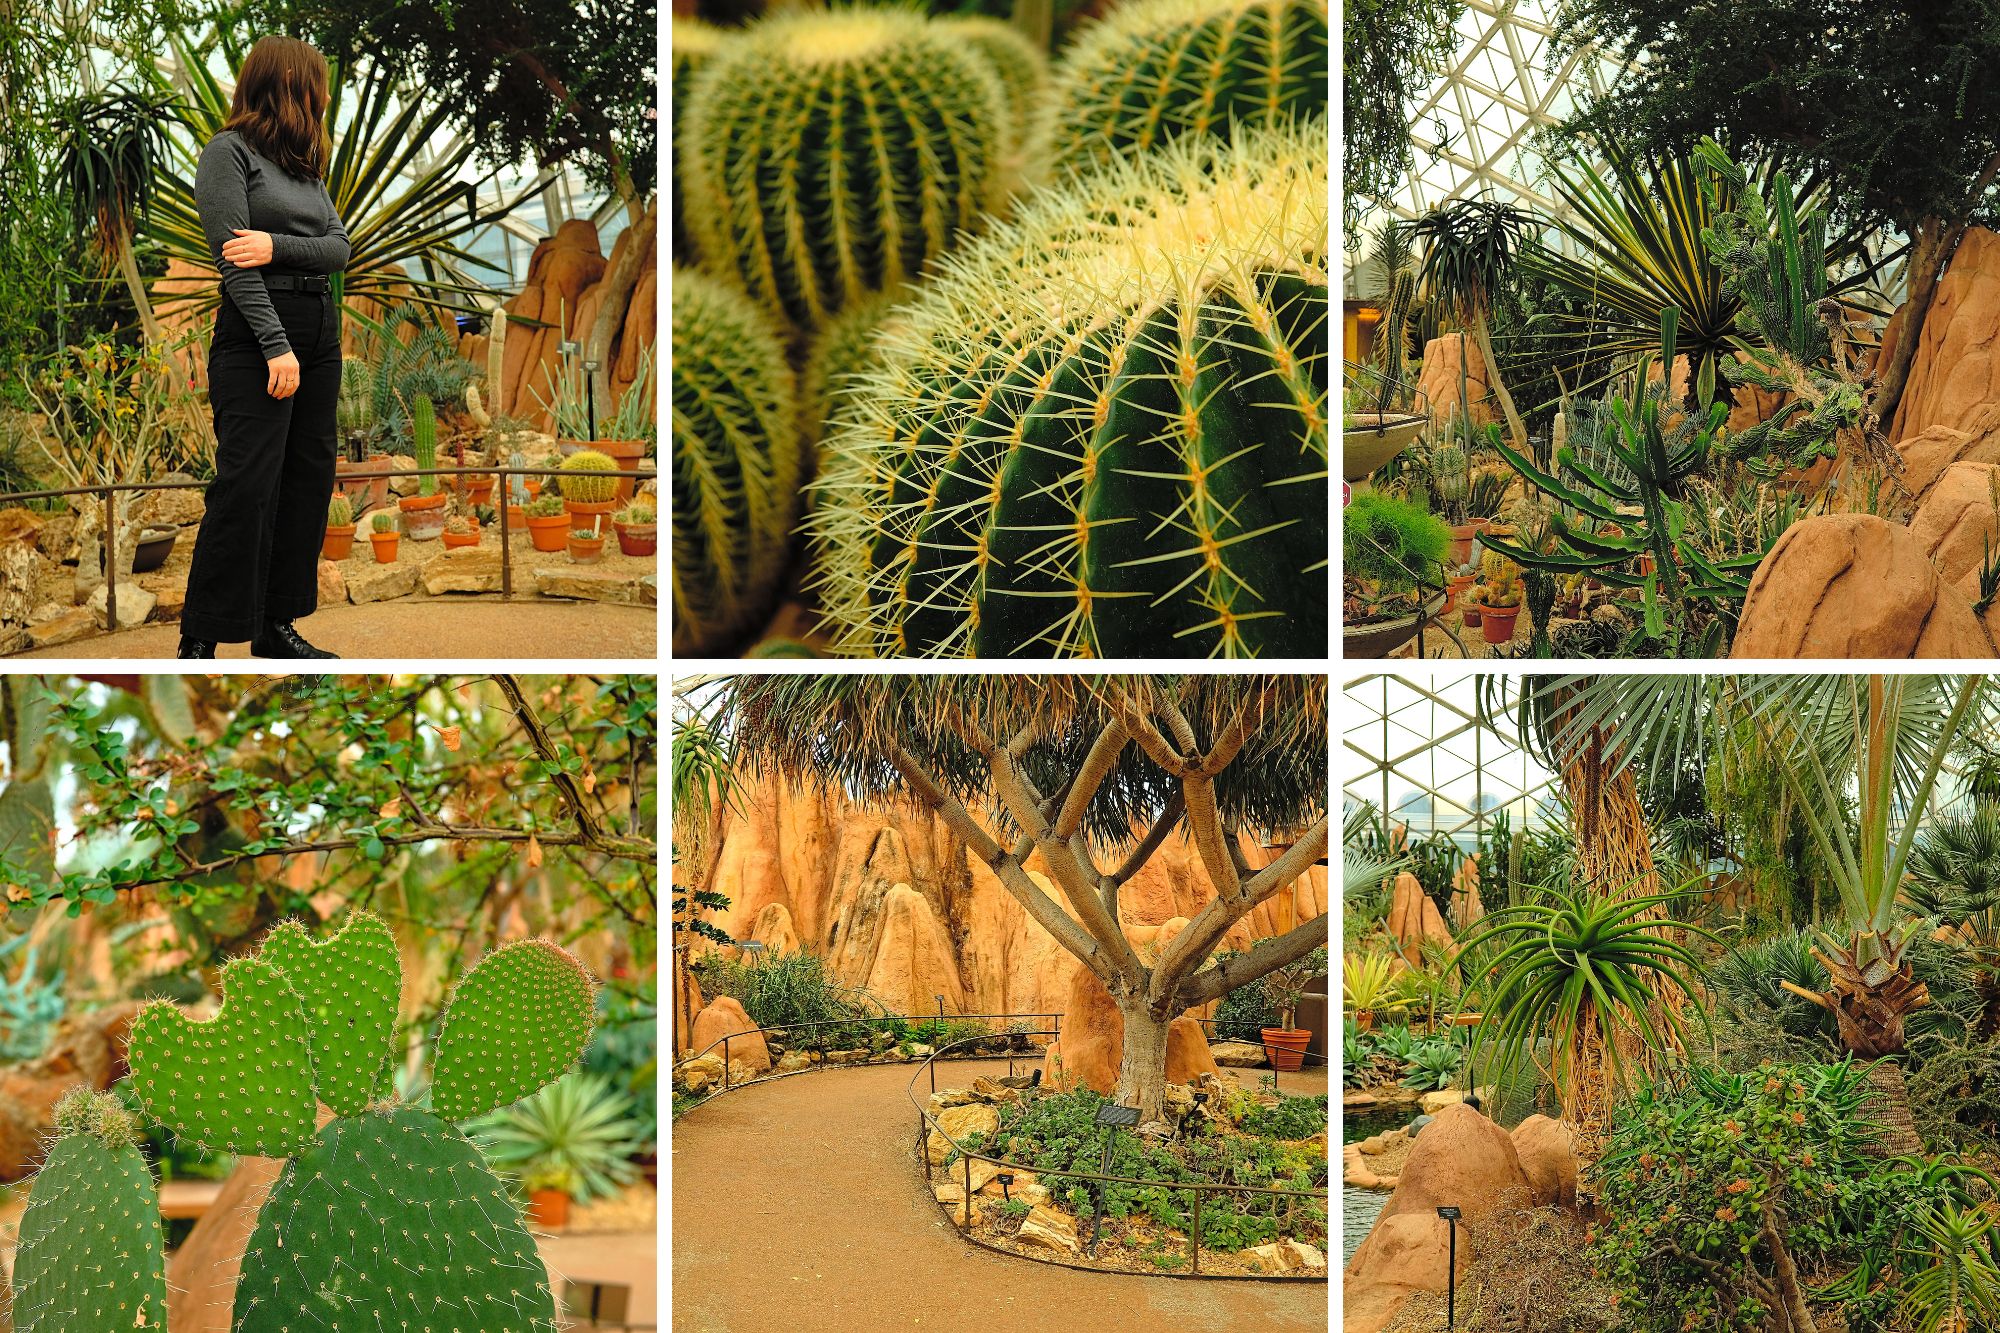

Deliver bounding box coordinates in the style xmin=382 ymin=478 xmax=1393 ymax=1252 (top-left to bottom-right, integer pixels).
xmin=11 ymin=1091 xmax=167 ymax=1333
xmin=808 ymin=120 xmax=1329 ymax=657
xmin=126 ymin=954 xmax=316 ymax=1156
xmin=260 ymin=910 xmax=400 ymax=1117
xmin=682 ymin=8 xmax=1008 ymax=329
xmin=670 ymin=18 xmax=726 ymax=259
xmin=431 ymin=938 xmax=595 ymax=1120
xmin=1052 ymin=0 xmax=1328 ymax=174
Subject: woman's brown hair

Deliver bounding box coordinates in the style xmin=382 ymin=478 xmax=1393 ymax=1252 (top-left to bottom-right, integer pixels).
xmin=222 ymin=36 xmax=331 ymax=179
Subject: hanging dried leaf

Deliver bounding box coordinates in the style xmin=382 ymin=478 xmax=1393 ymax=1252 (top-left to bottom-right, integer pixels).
xmin=525 ymin=835 xmax=543 ymax=868
xmin=436 ymin=724 xmax=463 ymax=752
xmin=379 ymin=797 xmax=402 ymax=820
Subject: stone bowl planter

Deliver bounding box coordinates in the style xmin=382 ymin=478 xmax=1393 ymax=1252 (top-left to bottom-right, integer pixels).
xmin=1343 ymin=593 xmax=1444 ymax=659
xmin=1343 ymin=412 xmax=1427 ymax=481
xmin=131 ymin=525 xmax=178 ymax=574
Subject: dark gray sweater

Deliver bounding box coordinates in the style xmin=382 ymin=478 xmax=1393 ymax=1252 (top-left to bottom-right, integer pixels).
xmin=195 ymin=129 xmax=351 ymax=358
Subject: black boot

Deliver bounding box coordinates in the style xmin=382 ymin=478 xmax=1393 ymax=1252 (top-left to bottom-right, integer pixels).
xmin=251 ymin=620 xmax=339 ymax=659
xmin=177 ymin=635 xmax=216 ymax=659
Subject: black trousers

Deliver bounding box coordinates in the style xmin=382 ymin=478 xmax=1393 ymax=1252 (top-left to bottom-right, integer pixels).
xmin=181 ymin=289 xmax=342 ymax=642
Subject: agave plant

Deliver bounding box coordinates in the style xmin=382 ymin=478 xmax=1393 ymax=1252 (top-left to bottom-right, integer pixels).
xmin=471 ymin=1071 xmax=644 ymax=1204
xmin=145 ymin=29 xmax=548 ymax=328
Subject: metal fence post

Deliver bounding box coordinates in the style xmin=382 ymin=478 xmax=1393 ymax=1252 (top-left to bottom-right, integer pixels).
xmin=101 ymin=487 xmax=117 ymax=632
xmin=1190 ymin=1187 xmax=1201 ymax=1274
xmin=722 ymin=1034 xmax=730 ymax=1092
xmin=498 ymin=465 xmax=514 ymax=597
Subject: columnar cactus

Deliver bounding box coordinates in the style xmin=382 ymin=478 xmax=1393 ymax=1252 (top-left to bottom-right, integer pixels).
xmin=679 ymin=7 xmax=1009 ymax=328
xmin=671 ymin=18 xmax=726 ymax=260
xmin=1050 ymin=0 xmax=1329 ymax=174
xmin=807 ymin=121 xmax=1329 ymax=658
xmin=118 ymin=910 xmax=595 ymax=1333
xmin=412 ymin=392 xmax=439 ymax=497
xmin=9 ymin=1090 xmax=168 ymax=1332
xmin=559 ymin=448 xmax=620 ymax=505
xmin=338 ymin=357 xmax=375 ymax=436
xmin=672 ymin=267 xmax=801 ymax=655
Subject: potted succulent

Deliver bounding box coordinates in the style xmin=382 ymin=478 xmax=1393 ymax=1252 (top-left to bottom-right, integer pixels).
xmin=1443 ymin=560 xmax=1476 ymax=616
xmin=397 ymin=394 xmax=449 ymax=542
xmin=441 ymin=513 xmax=481 ymax=550
xmin=522 ymin=1165 xmax=577 ymax=1230
xmin=322 ymin=494 xmax=356 ymax=561
xmin=612 ymin=504 xmax=656 ymax=557
xmin=524 ymin=494 xmax=569 ymax=553
xmin=1473 ymin=552 xmax=1523 ymax=644
xmin=1258 ymin=947 xmax=1327 ymax=1072
xmin=368 ymin=509 xmax=399 ymax=564
xmin=1343 ymin=490 xmax=1450 ymax=658
xmin=471 ymin=1071 xmax=643 ymax=1235
xmin=568 ymin=522 xmax=606 ymax=564
xmin=558 ymin=450 xmax=621 ymax=524
xmin=1431 ymin=442 xmax=1480 ymax=567
xmin=336 ymin=359 xmax=392 ymax=511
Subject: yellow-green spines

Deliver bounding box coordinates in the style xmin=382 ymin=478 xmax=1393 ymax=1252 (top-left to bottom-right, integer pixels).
xmin=261 ymin=910 xmax=400 ymax=1117
xmin=941 ymin=15 xmax=1052 ymax=189
xmin=431 ymin=939 xmax=595 ymax=1121
xmin=803 ymin=286 xmax=912 ymax=443
xmin=680 ymin=7 xmax=1010 ymax=329
xmin=127 ymin=955 xmax=316 ymax=1156
xmin=1051 ymin=0 xmax=1329 ymax=174
xmin=672 ymin=268 xmax=801 ymax=655
xmin=559 ymin=448 xmax=620 ymax=504
xmin=807 ymin=121 xmax=1329 ymax=658
xmin=234 ymin=1108 xmax=557 ymax=1332
xmin=671 ymin=18 xmax=726 ymax=259
xmin=12 ymin=1093 xmax=168 ymax=1333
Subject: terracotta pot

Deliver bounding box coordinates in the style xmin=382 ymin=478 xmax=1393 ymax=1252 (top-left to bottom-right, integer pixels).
xmin=1352 ymin=1011 xmax=1375 ymax=1032
xmin=441 ymin=525 xmax=481 ymax=550
xmin=398 ymin=490 xmax=449 ymax=542
xmin=321 ymin=523 xmax=356 ymax=561
xmin=1444 ymin=574 xmax=1475 ymax=616
xmin=564 ymin=498 xmax=618 ymax=526
xmin=1260 ymin=1027 xmax=1311 ymax=1073
xmin=569 ymin=535 xmax=606 ymax=565
xmin=507 ymin=503 xmax=526 ymax=530
xmin=1448 ymin=522 xmax=1479 ymax=568
xmin=527 ymin=1188 xmax=570 ymax=1230
xmin=1476 ymin=603 xmax=1520 ymax=644
xmin=1462 ymin=603 xmax=1482 ymax=627
xmin=450 ymin=473 xmax=496 ymax=507
xmin=595 ymin=439 xmax=648 ymax=500
xmin=525 ymin=513 xmax=569 ymax=553
xmin=337 ymin=456 xmax=391 ymax=511
xmin=614 ymin=521 xmax=657 ymax=558
xmin=369 ymin=531 xmax=400 ymax=564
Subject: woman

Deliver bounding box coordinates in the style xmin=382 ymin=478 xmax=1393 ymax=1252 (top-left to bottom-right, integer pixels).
xmin=179 ymin=35 xmax=348 ymax=658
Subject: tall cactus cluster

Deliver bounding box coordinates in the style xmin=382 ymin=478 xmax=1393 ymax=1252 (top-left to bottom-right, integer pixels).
xmin=806 ymin=121 xmax=1328 ymax=658
xmin=17 ymin=909 xmax=599 ymax=1332
xmin=678 ymin=8 xmax=1012 ymax=330
xmin=411 ymin=392 xmax=439 ymax=496
xmin=1049 ymin=0 xmax=1329 ymax=174
xmin=673 ymin=268 xmax=800 ymax=655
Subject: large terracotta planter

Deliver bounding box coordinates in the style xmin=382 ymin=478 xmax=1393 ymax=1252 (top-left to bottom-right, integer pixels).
xmin=565 ymin=498 xmax=618 ymax=526
xmin=1260 ymin=1027 xmax=1311 ymax=1073
xmin=527 ymin=1188 xmax=570 ymax=1230
xmin=595 ymin=438 xmax=648 ymax=500
xmin=1476 ymin=602 xmax=1520 ymax=644
xmin=398 ymin=491 xmax=448 ymax=542
xmin=441 ymin=524 xmax=481 ymax=550
xmin=321 ymin=523 xmax=356 ymax=561
xmin=337 ymin=456 xmax=391 ymax=511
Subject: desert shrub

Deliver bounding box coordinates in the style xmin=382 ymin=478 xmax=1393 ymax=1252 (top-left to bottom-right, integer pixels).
xmin=1240 ymin=1093 xmax=1326 ymax=1141
xmin=1461 ymin=1200 xmax=1622 ymax=1333
xmin=689 ymin=951 xmax=887 ymax=1048
xmin=906 ymin=1017 xmax=993 ymax=1050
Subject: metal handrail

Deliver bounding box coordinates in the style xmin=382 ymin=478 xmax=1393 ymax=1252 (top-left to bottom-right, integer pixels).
xmin=907 ymin=1030 xmax=1330 ymax=1281
xmin=0 ymin=464 xmax=658 ymax=635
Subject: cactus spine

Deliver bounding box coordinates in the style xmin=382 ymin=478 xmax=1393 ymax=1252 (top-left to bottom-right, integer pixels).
xmin=672 ymin=267 xmax=801 ymax=655
xmin=338 ymin=357 xmax=376 ymax=437
xmin=803 ymin=286 xmax=911 ymax=444
xmin=680 ymin=7 xmax=1009 ymax=328
xmin=10 ymin=1090 xmax=168 ymax=1333
xmin=558 ymin=448 xmax=620 ymax=505
xmin=1376 ymin=264 xmax=1416 ymax=393
xmin=431 ymin=939 xmax=596 ymax=1120
xmin=807 ymin=121 xmax=1329 ymax=658
xmin=1050 ymin=0 xmax=1329 ymax=174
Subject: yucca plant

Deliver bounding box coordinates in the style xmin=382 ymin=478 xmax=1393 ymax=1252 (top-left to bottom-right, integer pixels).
xmin=1899 ymin=1203 xmax=2000 ymax=1333
xmin=147 ymin=31 xmax=544 ymax=328
xmin=1459 ymin=886 xmax=1709 ymax=1146
xmin=470 ymin=1071 xmax=645 ymax=1204
xmin=1342 ymin=950 xmax=1404 ymax=1022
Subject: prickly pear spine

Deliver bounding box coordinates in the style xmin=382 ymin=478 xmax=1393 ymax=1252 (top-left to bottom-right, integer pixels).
xmin=808 ymin=121 xmax=1329 ymax=658
xmin=1051 ymin=0 xmax=1329 ymax=174
xmin=679 ymin=7 xmax=1009 ymax=328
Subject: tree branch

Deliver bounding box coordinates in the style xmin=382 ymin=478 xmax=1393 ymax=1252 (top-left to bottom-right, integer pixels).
xmin=1056 ymin=717 xmax=1128 ymax=840
xmin=1178 ymin=910 xmax=1330 ymax=1007
xmin=988 ymin=747 xmax=1138 ymax=978
xmin=1112 ymin=789 xmax=1186 ymax=886
xmin=1151 ymin=814 xmax=1329 ymax=999
xmin=495 ymin=674 xmax=607 ymax=846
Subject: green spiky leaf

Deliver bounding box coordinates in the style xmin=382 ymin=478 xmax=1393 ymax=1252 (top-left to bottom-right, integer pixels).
xmin=431 ymin=940 xmax=595 ymax=1120
xmin=260 ymin=911 xmax=400 ymax=1117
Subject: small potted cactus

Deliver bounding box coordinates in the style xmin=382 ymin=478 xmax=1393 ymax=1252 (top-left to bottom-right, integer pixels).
xmin=397 ymin=394 xmax=450 ymax=541
xmin=322 ymin=493 xmax=356 ymax=561
xmin=441 ymin=513 xmax=481 ymax=550
xmin=1473 ymin=552 xmax=1523 ymax=644
xmin=558 ymin=449 xmax=621 ymax=524
xmin=369 ymin=509 xmax=399 ymax=564
xmin=525 ymin=493 xmax=569 ymax=552
xmin=612 ymin=504 xmax=656 ymax=557
xmin=568 ymin=521 xmax=606 ymax=564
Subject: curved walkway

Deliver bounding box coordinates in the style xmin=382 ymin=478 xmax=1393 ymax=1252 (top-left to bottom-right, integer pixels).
xmin=671 ymin=1058 xmax=1329 ymax=1333
xmin=12 ymin=598 xmax=655 ymax=659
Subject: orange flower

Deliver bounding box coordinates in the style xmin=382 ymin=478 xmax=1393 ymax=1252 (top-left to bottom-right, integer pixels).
xmin=1716 ymin=1206 xmax=1737 ymax=1222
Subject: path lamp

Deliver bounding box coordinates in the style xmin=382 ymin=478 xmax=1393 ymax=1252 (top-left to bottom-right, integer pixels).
xmin=1436 ymin=1206 xmax=1461 ymax=1328
xmin=1088 ymin=1103 xmax=1141 ymax=1256
xmin=995 ymin=1172 xmax=1014 ymax=1204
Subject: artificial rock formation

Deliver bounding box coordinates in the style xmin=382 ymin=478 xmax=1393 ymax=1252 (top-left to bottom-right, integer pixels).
xmin=1385 ymin=872 xmax=1452 ymax=966
xmin=696 ymin=771 xmax=1327 ymax=1023
xmin=1039 ymin=965 xmax=1220 ymax=1096
xmin=688 ymin=995 xmax=772 ymax=1075
xmin=1891 ymin=227 xmax=2000 ymax=443
xmin=1510 ymin=1114 xmax=1579 ymax=1210
xmin=167 ymin=1156 xmax=285 ymax=1333
xmin=1417 ymin=333 xmax=1497 ymax=429
xmin=1731 ymin=512 xmax=1993 ymax=658
xmin=0 ymin=1001 xmax=145 ymax=1180
xmin=1896 ymin=417 xmax=2000 ymax=503
xmin=1912 ymin=461 xmax=2000 ymax=587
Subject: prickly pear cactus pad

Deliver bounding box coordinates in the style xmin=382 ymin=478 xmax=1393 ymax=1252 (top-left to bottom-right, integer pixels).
xmin=431 ymin=939 xmax=595 ymax=1120
xmin=233 ymin=1108 xmax=558 ymax=1333
xmin=679 ymin=7 xmax=1009 ymax=328
xmin=1051 ymin=0 xmax=1328 ymax=174
xmin=260 ymin=910 xmax=400 ymax=1117
xmin=127 ymin=955 xmax=315 ymax=1156
xmin=806 ymin=121 xmax=1329 ymax=658
xmin=10 ymin=1091 xmax=168 ymax=1333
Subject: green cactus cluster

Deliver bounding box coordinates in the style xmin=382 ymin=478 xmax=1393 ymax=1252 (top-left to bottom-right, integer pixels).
xmin=941 ymin=14 xmax=1052 ymax=190
xmin=672 ymin=268 xmax=801 ymax=656
xmin=559 ymin=448 xmax=621 ymax=505
xmin=338 ymin=357 xmax=376 ymax=436
xmin=10 ymin=1090 xmax=167 ymax=1333
xmin=678 ymin=7 xmax=1011 ymax=329
xmin=1049 ymin=0 xmax=1328 ymax=174
xmin=802 ymin=286 xmax=912 ymax=445
xmin=108 ymin=910 xmax=596 ymax=1331
xmin=806 ymin=120 xmax=1329 ymax=658
xmin=670 ymin=18 xmax=725 ymax=260
xmin=412 ymin=392 xmax=439 ymax=497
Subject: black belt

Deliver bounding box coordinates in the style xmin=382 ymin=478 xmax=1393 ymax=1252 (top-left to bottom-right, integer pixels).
xmin=265 ymin=274 xmax=331 ymax=294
